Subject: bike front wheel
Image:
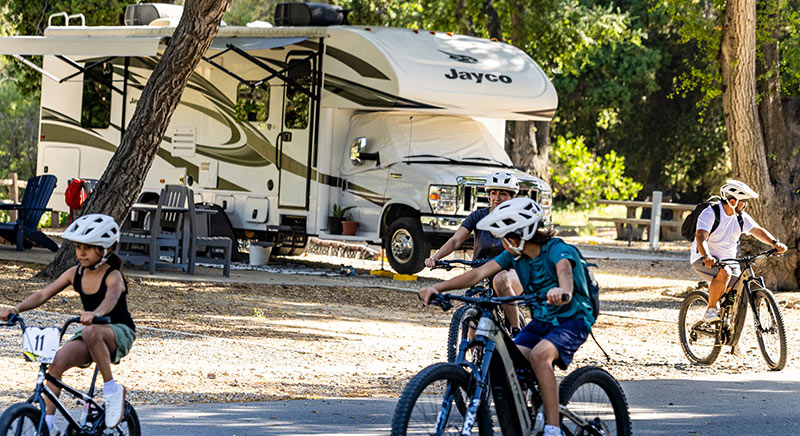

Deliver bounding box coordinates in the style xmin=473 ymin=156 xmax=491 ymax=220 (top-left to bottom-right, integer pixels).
xmin=391 ymin=363 xmax=492 ymax=436
xmin=559 ymin=366 xmax=631 ymax=436
xmin=678 ymin=290 xmax=722 ymax=365
xmin=751 ymin=287 xmax=788 ymax=371
xmin=0 ymin=403 xmax=49 ymax=436
xmin=447 ymin=305 xmax=473 ymax=364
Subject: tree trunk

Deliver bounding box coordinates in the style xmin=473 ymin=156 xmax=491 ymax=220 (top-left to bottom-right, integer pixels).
xmin=720 ymin=0 xmax=799 ymax=290
xmin=37 ymin=0 xmax=231 ymax=279
xmin=454 ymin=0 xmax=473 ymax=35
xmin=483 ymin=0 xmax=502 ymax=41
xmin=505 ymin=0 xmax=551 ymax=183
xmin=503 ymin=121 xmax=550 ymax=183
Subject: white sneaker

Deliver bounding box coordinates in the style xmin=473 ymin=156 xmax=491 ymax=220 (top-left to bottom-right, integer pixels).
xmin=703 ymin=308 xmax=720 ymax=323
xmin=103 ymin=384 xmax=126 ymax=428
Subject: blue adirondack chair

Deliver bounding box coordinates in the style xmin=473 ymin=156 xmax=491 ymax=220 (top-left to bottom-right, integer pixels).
xmin=0 ymin=174 xmax=59 ymax=251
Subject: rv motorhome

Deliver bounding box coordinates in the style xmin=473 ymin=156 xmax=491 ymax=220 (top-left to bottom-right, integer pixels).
xmin=0 ymin=3 xmax=558 ymax=274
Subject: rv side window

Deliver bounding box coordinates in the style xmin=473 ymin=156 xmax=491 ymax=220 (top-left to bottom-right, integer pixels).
xmin=284 ymin=59 xmax=311 ymax=130
xmin=80 ymin=62 xmax=113 ymax=129
xmin=235 ymin=83 xmax=269 ymax=122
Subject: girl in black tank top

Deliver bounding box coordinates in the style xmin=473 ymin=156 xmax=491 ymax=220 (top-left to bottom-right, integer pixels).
xmin=0 ymin=214 xmax=136 ymax=433
xmin=74 ymin=264 xmax=135 ymax=331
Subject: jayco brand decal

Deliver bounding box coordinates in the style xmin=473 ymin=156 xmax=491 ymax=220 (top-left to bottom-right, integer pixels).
xmin=444 ymin=68 xmax=512 ymax=84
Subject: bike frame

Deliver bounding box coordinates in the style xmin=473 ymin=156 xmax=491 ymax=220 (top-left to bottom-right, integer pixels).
xmin=719 ymin=260 xmax=770 ymax=349
xmin=439 ymin=295 xmax=602 ymax=436
xmin=3 ymin=314 xmax=111 ymax=436
xmin=27 ymin=364 xmax=107 ymax=435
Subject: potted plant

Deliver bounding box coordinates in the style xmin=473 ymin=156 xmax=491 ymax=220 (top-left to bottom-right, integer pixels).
xmin=341 ymin=211 xmax=359 ymax=236
xmin=328 ymin=203 xmax=354 ymax=235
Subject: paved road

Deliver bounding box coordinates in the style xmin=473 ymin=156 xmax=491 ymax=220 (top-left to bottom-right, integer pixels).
xmin=135 ymin=370 xmax=800 ymax=435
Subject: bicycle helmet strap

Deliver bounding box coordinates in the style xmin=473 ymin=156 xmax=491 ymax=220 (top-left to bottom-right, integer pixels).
xmin=81 ymin=247 xmax=112 ymax=271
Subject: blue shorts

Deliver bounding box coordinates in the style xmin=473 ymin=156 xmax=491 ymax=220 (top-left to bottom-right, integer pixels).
xmin=513 ymin=318 xmax=589 ymax=370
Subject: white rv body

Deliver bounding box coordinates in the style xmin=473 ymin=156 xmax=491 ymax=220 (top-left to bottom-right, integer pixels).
xmin=1 ymin=14 xmax=557 ymax=273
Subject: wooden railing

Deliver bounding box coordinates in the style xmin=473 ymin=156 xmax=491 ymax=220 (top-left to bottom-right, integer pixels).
xmin=0 ymin=172 xmax=28 ymax=222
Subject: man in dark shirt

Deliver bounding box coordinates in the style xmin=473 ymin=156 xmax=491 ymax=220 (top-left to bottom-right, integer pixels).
xmin=424 ymin=171 xmax=526 ymax=332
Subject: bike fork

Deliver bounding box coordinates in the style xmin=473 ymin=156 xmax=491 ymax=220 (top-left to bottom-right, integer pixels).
xmin=459 ymin=344 xmax=496 ymax=436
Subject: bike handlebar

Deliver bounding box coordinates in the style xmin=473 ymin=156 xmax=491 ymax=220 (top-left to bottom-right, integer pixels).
xmin=2 ymin=314 xmax=111 ymax=337
xmin=715 ymin=248 xmax=779 ymax=267
xmin=432 ymin=258 xmax=491 ymax=271
xmin=428 ymin=291 xmax=570 ymax=312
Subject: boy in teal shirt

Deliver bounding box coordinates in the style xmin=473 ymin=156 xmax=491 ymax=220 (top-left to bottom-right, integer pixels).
xmin=420 ymin=198 xmax=594 ymax=436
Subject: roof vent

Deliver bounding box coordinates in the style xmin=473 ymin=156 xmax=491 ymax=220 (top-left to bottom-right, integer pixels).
xmin=124 ymin=3 xmax=183 ymax=26
xmin=274 ymin=2 xmax=350 ymax=27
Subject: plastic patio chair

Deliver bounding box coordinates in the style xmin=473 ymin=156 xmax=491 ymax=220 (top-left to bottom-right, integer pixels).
xmin=119 ymin=184 xmax=189 ymax=274
xmin=0 ymin=174 xmax=58 ymax=251
xmin=187 ymin=190 xmax=232 ymax=277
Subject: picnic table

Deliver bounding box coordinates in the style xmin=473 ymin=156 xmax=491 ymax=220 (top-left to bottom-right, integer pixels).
xmin=590 ymin=198 xmax=695 ymax=242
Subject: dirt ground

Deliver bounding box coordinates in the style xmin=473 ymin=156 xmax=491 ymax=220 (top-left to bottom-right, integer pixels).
xmin=0 ymin=254 xmax=798 ymax=409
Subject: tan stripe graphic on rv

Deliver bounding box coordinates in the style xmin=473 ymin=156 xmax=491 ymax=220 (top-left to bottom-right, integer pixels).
xmin=296 ymin=40 xmax=389 ymax=80
xmin=39 ymin=120 xmax=247 ymax=192
xmin=324 ymin=74 xmax=441 ymax=109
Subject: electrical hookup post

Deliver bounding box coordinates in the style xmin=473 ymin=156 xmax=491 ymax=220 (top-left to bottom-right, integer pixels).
xmin=649 ymin=190 xmax=662 ymax=251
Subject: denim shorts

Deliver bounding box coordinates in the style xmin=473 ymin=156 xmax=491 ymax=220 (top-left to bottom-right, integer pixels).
xmin=513 ymin=317 xmax=589 ymax=370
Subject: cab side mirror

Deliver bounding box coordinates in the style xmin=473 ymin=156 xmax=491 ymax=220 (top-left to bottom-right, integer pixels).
xmin=350 ymin=137 xmax=380 ymax=166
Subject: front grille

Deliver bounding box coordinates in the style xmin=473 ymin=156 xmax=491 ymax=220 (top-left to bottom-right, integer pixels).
xmin=458 ymin=180 xmax=540 ymax=214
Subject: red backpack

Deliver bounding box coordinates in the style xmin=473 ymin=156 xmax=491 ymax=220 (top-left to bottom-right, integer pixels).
xmin=65 ymin=178 xmax=87 ymax=210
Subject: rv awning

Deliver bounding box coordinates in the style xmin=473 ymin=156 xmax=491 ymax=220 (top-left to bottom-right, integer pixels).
xmin=210 ymin=37 xmax=307 ymax=51
xmin=0 ymin=36 xmax=161 ymax=56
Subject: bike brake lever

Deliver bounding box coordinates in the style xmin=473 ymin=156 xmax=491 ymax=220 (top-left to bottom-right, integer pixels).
xmin=2 ymin=313 xmax=20 ymax=326
xmin=429 ymin=294 xmax=452 ymax=311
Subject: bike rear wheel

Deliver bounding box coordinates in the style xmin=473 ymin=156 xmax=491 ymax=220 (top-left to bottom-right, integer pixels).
xmin=391 ymin=363 xmax=492 ymax=436
xmin=559 ymin=366 xmax=631 ymax=436
xmin=751 ymin=288 xmax=787 ymax=371
xmin=678 ymin=290 xmax=722 ymax=365
xmin=0 ymin=403 xmax=49 ymax=436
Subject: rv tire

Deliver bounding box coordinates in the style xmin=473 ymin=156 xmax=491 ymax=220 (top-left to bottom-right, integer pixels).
xmin=385 ymin=217 xmax=429 ymax=275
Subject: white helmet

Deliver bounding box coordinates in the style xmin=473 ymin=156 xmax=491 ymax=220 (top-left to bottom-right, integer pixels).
xmin=720 ymin=179 xmax=759 ymax=201
xmin=484 ymin=171 xmax=520 ymax=195
xmin=62 ymin=214 xmax=120 ymax=248
xmin=477 ymin=197 xmax=543 ymax=256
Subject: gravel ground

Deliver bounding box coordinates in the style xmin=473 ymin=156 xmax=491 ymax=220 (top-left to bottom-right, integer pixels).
xmin=0 ymin=252 xmax=798 ymax=410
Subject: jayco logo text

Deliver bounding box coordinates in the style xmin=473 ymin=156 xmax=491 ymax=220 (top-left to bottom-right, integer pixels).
xmin=444 ymin=68 xmax=512 ymax=84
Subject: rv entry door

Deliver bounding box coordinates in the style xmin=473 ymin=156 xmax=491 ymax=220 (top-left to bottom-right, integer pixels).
xmin=277 ymin=52 xmax=317 ymax=209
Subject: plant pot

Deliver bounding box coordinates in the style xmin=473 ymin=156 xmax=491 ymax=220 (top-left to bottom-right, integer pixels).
xmin=327 ymin=216 xmax=344 ymax=234
xmin=341 ymin=220 xmax=359 ymax=236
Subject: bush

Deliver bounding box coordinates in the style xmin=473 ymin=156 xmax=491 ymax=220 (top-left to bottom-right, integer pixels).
xmin=550 ymin=135 xmax=642 ymax=208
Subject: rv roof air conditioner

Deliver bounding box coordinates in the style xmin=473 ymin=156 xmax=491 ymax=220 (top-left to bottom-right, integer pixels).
xmin=124 ymin=3 xmax=184 ymax=26
xmin=274 ymin=2 xmax=350 ymax=27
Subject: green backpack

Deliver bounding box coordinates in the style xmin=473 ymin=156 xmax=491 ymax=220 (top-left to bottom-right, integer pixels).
xmin=539 ymin=238 xmax=600 ymax=322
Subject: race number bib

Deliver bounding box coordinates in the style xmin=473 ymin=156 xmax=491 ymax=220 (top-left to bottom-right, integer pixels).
xmin=22 ymin=327 xmax=60 ymax=363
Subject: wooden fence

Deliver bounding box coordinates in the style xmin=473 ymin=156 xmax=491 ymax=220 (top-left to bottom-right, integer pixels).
xmin=0 ymin=172 xmax=27 ymax=222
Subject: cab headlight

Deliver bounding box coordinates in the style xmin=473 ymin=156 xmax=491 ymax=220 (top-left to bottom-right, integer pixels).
xmin=429 ymin=185 xmax=457 ymax=214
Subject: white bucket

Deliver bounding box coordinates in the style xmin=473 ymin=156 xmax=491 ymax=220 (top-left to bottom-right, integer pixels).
xmin=249 ymin=243 xmax=272 ymax=265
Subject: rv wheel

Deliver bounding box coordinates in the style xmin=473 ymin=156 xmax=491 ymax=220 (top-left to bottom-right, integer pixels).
xmin=385 ymin=217 xmax=429 ymax=275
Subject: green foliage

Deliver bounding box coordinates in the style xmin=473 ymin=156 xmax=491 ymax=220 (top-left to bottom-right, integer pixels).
xmin=550 ymin=136 xmax=642 ymax=208
xmin=331 ymin=203 xmax=355 ymax=219
xmin=0 ymin=70 xmax=39 ymax=189
xmin=661 ymin=0 xmax=800 ymax=105
xmin=0 ymin=0 xmax=135 ymax=96
xmin=224 ymin=0 xmax=277 ymax=26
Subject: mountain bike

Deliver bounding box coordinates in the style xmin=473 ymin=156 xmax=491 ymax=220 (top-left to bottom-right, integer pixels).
xmin=0 ymin=314 xmax=141 ymax=435
xmin=433 ymin=259 xmax=527 ymax=364
xmin=391 ymin=292 xmax=631 ymax=435
xmin=678 ymin=248 xmax=787 ymax=370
